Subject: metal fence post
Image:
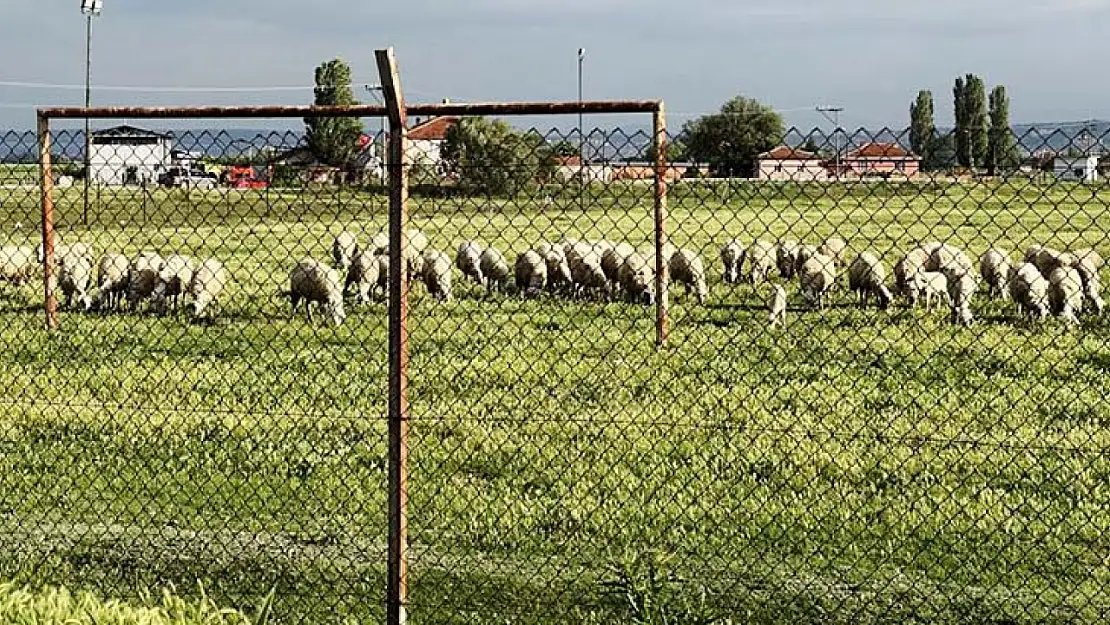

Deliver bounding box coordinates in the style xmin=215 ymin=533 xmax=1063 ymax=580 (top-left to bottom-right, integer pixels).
xmin=376 ymin=47 xmax=410 ymax=625
xmin=653 ymin=103 xmax=668 ymax=346
xmin=37 ymin=114 xmax=58 ymax=330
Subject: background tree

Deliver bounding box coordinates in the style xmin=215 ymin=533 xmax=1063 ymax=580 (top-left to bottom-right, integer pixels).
xmin=987 ymin=85 xmax=1021 ymax=174
xmin=910 ymin=90 xmax=935 ymax=166
xmin=965 ymin=74 xmax=989 ymax=168
xmin=682 ymin=96 xmax=784 ymax=177
xmin=641 ymin=138 xmax=688 ymax=163
xmin=442 ymin=117 xmax=551 ymax=196
xmin=954 ymin=77 xmax=969 ymax=168
xmin=923 ymin=133 xmax=958 ymax=171
xmin=304 ymin=58 xmax=364 ymax=168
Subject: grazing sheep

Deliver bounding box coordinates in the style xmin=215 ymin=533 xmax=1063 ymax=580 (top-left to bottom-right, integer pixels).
xmin=479 ymin=247 xmax=510 ymax=293
xmin=189 ymin=259 xmax=229 ymax=320
xmin=331 ymin=231 xmax=360 ymax=273
xmin=619 ymin=252 xmax=655 ymax=305
xmin=57 ymin=254 xmax=93 ymax=311
xmin=375 ymin=253 xmax=391 ymax=297
xmin=894 ymin=247 xmax=931 ymax=297
xmin=768 ymin=284 xmax=787 ymax=328
xmin=544 ymin=249 xmax=573 ymax=294
xmin=37 ymin=240 xmax=93 ymax=269
xmin=514 ymin=250 xmax=547 ymax=297
xmin=126 ymin=252 xmax=164 ymax=311
xmin=1048 ymin=266 xmax=1084 ymax=325
xmin=93 ymin=253 xmax=129 ymax=311
xmin=421 ymin=250 xmax=453 ymax=302
xmin=793 ymin=244 xmax=819 ymax=279
xmin=818 ymin=236 xmax=847 ymax=261
xmin=668 ymin=248 xmax=708 ymax=304
xmin=720 ymin=240 xmax=745 ymax=284
xmin=346 ymin=250 xmax=383 ymax=304
xmin=1009 ymin=263 xmax=1049 ymax=320
xmin=776 ymin=240 xmax=799 ymax=279
xmin=927 ymin=243 xmax=974 ymax=279
xmin=404 ymin=229 xmax=429 ymax=281
xmin=979 ymin=248 xmax=1012 ymax=300
xmin=847 ymin=252 xmax=893 ymax=309
xmin=455 ymin=240 xmax=485 ymax=286
xmin=907 ymin=271 xmax=950 ymax=310
xmin=799 ymin=253 xmax=837 ymax=309
xmin=1028 ymin=246 xmax=1075 ymax=277
xmin=747 ymin=240 xmax=776 ymax=285
xmin=601 ymin=242 xmax=636 ymax=288
xmin=368 ymin=231 xmax=390 ymax=255
xmin=534 ymin=241 xmax=556 ymax=258
xmin=1071 ymin=248 xmax=1105 ymax=314
xmin=569 ymin=247 xmax=610 ymax=298
xmin=948 ymin=273 xmax=977 ymax=326
xmin=152 ymin=254 xmax=196 ymax=313
xmin=289 ymin=258 xmax=346 ymax=325
xmin=0 ymin=246 xmax=35 ymax=287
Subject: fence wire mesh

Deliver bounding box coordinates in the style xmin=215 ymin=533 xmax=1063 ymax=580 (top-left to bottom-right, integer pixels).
xmin=1 ymin=114 xmax=1110 ymax=624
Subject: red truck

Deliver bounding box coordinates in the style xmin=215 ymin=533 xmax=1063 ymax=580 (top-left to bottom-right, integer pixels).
xmin=222 ymin=165 xmax=269 ymax=189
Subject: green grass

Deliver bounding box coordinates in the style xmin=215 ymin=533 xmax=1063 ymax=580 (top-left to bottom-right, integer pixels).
xmin=0 ymin=581 xmax=262 ymax=624
xmin=0 ymin=179 xmax=1109 ymax=623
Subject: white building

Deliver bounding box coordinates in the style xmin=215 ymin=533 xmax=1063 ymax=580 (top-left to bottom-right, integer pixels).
xmin=89 ymin=125 xmax=172 ymax=186
xmin=405 ymin=116 xmax=458 ymax=167
xmin=1054 ymin=155 xmax=1099 ymax=182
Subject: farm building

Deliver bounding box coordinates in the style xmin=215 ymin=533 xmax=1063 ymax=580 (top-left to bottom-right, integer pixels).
xmin=757 ymin=146 xmax=829 ymax=181
xmin=89 ymin=125 xmax=173 ymax=186
xmin=1053 ymin=155 xmax=1099 ymax=182
xmin=553 ymin=155 xmax=614 ymax=183
xmin=838 ymin=142 xmax=920 ymax=178
xmin=406 ymin=115 xmax=459 ymax=167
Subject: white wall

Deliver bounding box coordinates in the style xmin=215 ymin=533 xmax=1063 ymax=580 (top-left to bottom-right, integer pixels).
xmin=1054 ymin=156 xmax=1099 ymax=182
xmin=90 ymin=140 xmax=171 ymax=186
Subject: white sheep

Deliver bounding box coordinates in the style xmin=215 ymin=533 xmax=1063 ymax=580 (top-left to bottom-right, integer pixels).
xmin=421 ymin=249 xmax=453 ymax=301
xmin=514 ymin=250 xmax=547 ymax=297
xmin=375 ymin=253 xmax=391 ymax=298
xmin=368 ymin=231 xmax=390 ymax=255
xmin=668 ymin=248 xmax=708 ymax=304
xmin=569 ymin=247 xmax=610 ymax=298
xmin=455 ymin=240 xmax=485 ymax=286
xmin=332 ymin=231 xmax=360 ymax=273
xmin=0 ymin=246 xmax=35 ymax=287
xmin=290 ymin=259 xmax=346 ymax=325
xmin=948 ymin=273 xmax=977 ymax=326
xmin=544 ymin=249 xmax=573 ymax=295
xmin=927 ymin=243 xmax=974 ymax=279
xmin=747 ymin=239 xmax=776 ymax=285
xmin=847 ymin=252 xmax=893 ymax=309
xmin=793 ymin=244 xmax=819 ymax=279
xmin=58 ymin=254 xmax=93 ymax=311
xmin=346 ymin=250 xmax=382 ymax=305
xmin=1048 ymin=266 xmax=1084 ymax=325
xmin=776 ymin=240 xmax=799 ymax=279
xmin=979 ymin=248 xmax=1012 ymax=300
xmin=152 ymin=254 xmax=196 ymax=314
xmin=720 ymin=239 xmax=744 ymax=284
xmin=768 ymin=284 xmax=787 ymax=328
xmin=126 ymin=252 xmax=164 ymax=311
xmin=799 ymin=253 xmax=836 ymax=309
xmin=818 ymin=236 xmax=847 ymax=261
xmin=1009 ymin=263 xmax=1049 ymax=320
xmin=93 ymin=253 xmax=129 ymax=311
xmin=1028 ymin=246 xmax=1075 ymax=278
xmin=404 ymin=229 xmax=429 ymax=281
xmin=601 ymin=242 xmax=636 ymax=287
xmin=189 ymin=258 xmax=228 ymax=320
xmin=894 ymin=247 xmax=931 ymax=298
xmin=1070 ymin=248 xmax=1104 ymax=314
xmin=619 ymin=252 xmax=655 ymax=305
xmin=907 ymin=270 xmax=949 ymax=310
xmin=479 ymin=247 xmax=510 ymax=293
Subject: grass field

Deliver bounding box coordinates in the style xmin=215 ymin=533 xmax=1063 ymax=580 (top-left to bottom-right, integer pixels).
xmin=0 ymin=178 xmax=1109 ymax=623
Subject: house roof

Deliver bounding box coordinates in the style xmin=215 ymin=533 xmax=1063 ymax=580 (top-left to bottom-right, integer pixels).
xmin=759 ymin=146 xmax=821 ymax=160
xmin=408 ymin=116 xmax=459 ymax=141
xmin=91 ymin=125 xmax=170 ymax=139
xmin=846 ymin=142 xmax=915 ymax=159
xmin=555 ymin=155 xmax=582 ymax=166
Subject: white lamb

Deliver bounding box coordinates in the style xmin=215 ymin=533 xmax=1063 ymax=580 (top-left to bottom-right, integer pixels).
xmin=907 ymin=270 xmax=950 ymax=310
xmin=289 ymin=258 xmax=346 ymax=325
xmin=1048 ymin=266 xmax=1084 ymax=325
xmin=479 ymin=247 xmax=510 ymax=293
xmin=1009 ymin=263 xmax=1049 ymax=320
xmin=189 ymin=258 xmax=229 ymax=320
xmin=668 ymin=248 xmax=708 ymax=304
xmin=979 ymin=248 xmax=1012 ymax=300
xmin=456 ymin=241 xmax=485 ymax=286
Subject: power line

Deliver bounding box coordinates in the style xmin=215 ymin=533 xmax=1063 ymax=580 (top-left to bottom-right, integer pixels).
xmin=0 ymin=80 xmax=385 ymax=93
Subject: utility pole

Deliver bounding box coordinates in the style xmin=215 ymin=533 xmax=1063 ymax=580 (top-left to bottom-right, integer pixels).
xmin=817 ymin=106 xmax=844 ymax=178
xmin=578 ymin=48 xmax=585 ymax=211
xmin=365 ymin=85 xmax=386 ymax=185
xmin=80 ymin=0 xmax=103 ymax=226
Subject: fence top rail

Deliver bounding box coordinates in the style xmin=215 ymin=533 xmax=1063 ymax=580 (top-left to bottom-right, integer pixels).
xmin=36 ymin=100 xmax=662 ymax=120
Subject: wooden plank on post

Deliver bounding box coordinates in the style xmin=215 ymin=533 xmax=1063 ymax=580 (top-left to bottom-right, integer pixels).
xmin=375 ymin=46 xmax=410 ymax=625
xmin=653 ymin=104 xmax=669 ymax=346
xmin=38 ymin=115 xmax=58 ymax=330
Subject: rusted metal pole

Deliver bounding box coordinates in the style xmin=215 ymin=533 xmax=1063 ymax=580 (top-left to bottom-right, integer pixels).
xmin=38 ymin=114 xmax=58 ymax=330
xmin=376 ymin=47 xmax=410 ymax=625
xmin=653 ymin=104 xmax=669 ymax=346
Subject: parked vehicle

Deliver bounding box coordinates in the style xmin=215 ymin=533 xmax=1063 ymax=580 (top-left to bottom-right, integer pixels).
xmin=221 ymin=165 xmax=269 ymax=189
xmin=158 ymin=167 xmax=217 ymax=189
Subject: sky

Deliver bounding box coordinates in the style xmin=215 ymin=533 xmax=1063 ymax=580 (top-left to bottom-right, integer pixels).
xmin=0 ymin=0 xmax=1108 ymax=131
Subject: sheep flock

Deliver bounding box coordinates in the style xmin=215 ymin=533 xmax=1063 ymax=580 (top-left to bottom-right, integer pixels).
xmin=0 ymin=229 xmax=1104 ymax=330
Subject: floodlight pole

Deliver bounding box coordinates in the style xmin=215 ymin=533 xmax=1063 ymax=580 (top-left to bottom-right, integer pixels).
xmin=578 ymin=48 xmax=585 ymax=211
xmin=81 ymin=0 xmax=102 ymax=226
xmin=817 ymin=106 xmax=844 ymax=178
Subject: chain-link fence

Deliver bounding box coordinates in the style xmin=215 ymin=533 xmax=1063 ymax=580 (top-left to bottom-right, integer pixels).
xmin=4 ymin=88 xmax=1110 ymax=624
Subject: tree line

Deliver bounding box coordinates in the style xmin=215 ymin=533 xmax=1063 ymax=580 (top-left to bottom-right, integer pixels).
xmin=911 ymin=74 xmax=1021 ymax=173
